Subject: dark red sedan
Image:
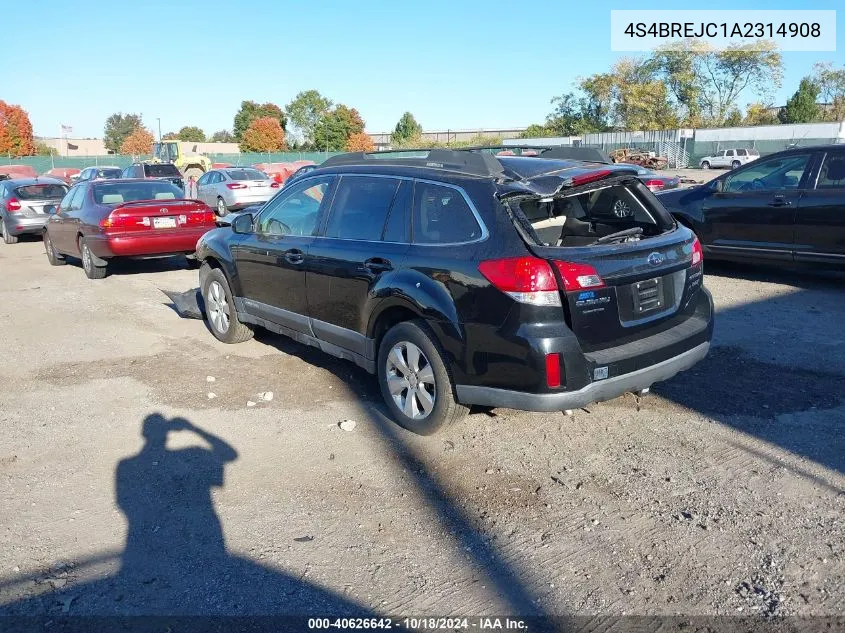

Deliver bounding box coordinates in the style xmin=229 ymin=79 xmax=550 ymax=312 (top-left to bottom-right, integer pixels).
xmin=43 ymin=179 xmax=217 ymax=279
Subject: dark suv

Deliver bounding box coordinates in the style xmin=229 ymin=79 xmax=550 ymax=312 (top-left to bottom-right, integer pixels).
xmin=121 ymin=163 xmax=184 ymax=190
xmin=196 ymin=150 xmax=713 ymax=435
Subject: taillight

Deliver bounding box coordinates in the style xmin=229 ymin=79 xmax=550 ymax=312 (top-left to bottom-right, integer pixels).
xmin=183 ymin=208 xmax=216 ymax=225
xmin=691 ymin=237 xmax=703 ymax=267
xmin=545 ymin=353 xmax=562 ymax=388
xmin=100 ymin=213 xmax=145 ymax=229
xmin=226 ymin=183 xmax=247 ymax=190
xmin=553 ymin=261 xmax=605 ymax=291
xmin=645 ymin=179 xmax=665 ymax=192
xmin=6 ymin=198 xmax=21 ymax=212
xmin=567 ymin=169 xmax=612 ymax=187
xmin=478 ymin=257 xmax=561 ymax=306
xmin=270 ymin=182 xmax=281 ymax=188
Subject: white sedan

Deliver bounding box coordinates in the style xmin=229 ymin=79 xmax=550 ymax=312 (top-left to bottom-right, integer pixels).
xmin=196 ymin=167 xmax=280 ymax=216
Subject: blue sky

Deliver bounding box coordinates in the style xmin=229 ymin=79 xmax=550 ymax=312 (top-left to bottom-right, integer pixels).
xmin=2 ymin=0 xmax=843 ymax=139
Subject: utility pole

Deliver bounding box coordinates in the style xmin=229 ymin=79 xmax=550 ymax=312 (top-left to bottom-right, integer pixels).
xmin=157 ymin=118 xmax=162 ymax=142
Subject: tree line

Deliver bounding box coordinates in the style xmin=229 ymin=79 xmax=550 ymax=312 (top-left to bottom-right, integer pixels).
xmin=1 ymin=46 xmax=843 ymax=158
xmin=518 ymin=41 xmax=845 ymax=138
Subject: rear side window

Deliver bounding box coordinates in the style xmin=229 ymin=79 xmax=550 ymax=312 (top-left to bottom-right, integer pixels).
xmin=736 ymin=149 xmax=747 ymax=156
xmin=15 ymin=184 xmax=68 ymax=200
xmin=144 ymin=164 xmax=181 ymax=178
xmin=413 ymin=182 xmax=482 ymax=244
xmin=816 ymin=154 xmax=845 ymax=189
xmin=325 ymin=176 xmax=400 ymax=241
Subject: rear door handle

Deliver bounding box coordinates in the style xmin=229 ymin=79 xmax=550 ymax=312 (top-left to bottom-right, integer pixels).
xmin=284 ymin=249 xmax=305 ymax=265
xmin=768 ymin=195 xmax=792 ymax=207
xmin=364 ymin=257 xmax=393 ymax=273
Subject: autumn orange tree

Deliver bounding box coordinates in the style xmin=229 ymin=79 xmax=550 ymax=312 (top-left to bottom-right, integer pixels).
xmin=346 ymin=132 xmax=374 ymax=152
xmin=239 ymin=116 xmax=286 ymax=152
xmin=0 ymin=101 xmax=36 ymax=157
xmin=120 ymin=127 xmax=154 ymax=155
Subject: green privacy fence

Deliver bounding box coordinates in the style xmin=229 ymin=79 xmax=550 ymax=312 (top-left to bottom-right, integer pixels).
xmin=3 ymin=152 xmax=345 ymax=174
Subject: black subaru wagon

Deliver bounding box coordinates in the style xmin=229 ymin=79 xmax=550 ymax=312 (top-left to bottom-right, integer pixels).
xmin=196 ymin=150 xmax=714 ymax=435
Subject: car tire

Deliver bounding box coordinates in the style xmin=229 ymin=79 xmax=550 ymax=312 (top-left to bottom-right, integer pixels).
xmin=80 ymin=238 xmax=107 ymax=279
xmin=377 ymin=319 xmax=468 ymax=435
xmin=216 ymin=197 xmax=229 ymax=217
xmin=731 ymin=160 xmax=741 ymax=169
xmin=700 ymin=161 xmax=710 ymax=169
xmin=1 ymin=220 xmax=19 ymax=244
xmin=200 ymin=264 xmax=253 ymax=344
xmin=44 ymin=231 xmax=66 ymax=266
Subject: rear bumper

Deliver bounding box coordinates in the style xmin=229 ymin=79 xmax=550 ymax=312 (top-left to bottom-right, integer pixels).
xmin=4 ymin=216 xmax=47 ymax=236
xmin=87 ymin=228 xmax=212 ymax=258
xmin=226 ymin=192 xmax=275 ymax=209
xmin=456 ymin=341 xmax=709 ymax=412
xmin=454 ymin=287 xmax=714 ymax=412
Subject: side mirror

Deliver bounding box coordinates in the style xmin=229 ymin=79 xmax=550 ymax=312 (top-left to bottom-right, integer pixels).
xmin=231 ymin=213 xmax=254 ymax=234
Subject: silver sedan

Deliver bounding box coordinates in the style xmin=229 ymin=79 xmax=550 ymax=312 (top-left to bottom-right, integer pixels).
xmin=196 ymin=167 xmax=280 ymax=216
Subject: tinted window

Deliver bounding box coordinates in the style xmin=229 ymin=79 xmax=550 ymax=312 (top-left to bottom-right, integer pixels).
xmin=93 ymin=181 xmax=183 ymax=204
xmin=97 ymin=168 xmax=121 ymax=179
xmin=736 ymin=149 xmax=747 ymax=156
xmin=726 ymin=150 xmax=734 ymax=157
xmin=14 ymin=184 xmax=68 ymax=200
xmin=325 ymin=176 xmax=400 ymax=240
xmin=144 ymin=164 xmax=181 ymax=178
xmin=816 ymin=153 xmax=845 ymax=189
xmin=68 ymin=186 xmax=86 ymax=210
xmin=257 ymin=176 xmax=332 ymax=237
xmin=723 ymin=154 xmax=810 ymax=193
xmin=383 ymin=180 xmax=412 ymax=242
xmin=413 ymin=182 xmax=481 ymax=244
xmin=227 ymin=169 xmax=267 ymax=181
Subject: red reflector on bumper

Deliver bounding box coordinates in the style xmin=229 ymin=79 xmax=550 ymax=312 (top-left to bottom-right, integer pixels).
xmin=546 ymin=353 xmax=562 ymax=388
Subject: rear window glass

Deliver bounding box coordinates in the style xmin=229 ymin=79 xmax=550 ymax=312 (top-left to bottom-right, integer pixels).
xmin=515 ymin=182 xmax=664 ymax=247
xmin=748 ymin=149 xmax=760 ymax=156
xmin=413 ymin=182 xmax=482 ymax=244
xmin=144 ymin=164 xmax=181 ymax=178
xmin=227 ymin=169 xmax=267 ymax=181
xmin=93 ymin=181 xmax=184 ymax=204
xmin=97 ymin=168 xmax=122 ymax=179
xmin=15 ymin=184 xmax=68 ymax=200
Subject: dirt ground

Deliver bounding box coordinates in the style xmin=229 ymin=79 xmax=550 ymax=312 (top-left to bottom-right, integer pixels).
xmin=0 ymin=237 xmax=842 ymax=623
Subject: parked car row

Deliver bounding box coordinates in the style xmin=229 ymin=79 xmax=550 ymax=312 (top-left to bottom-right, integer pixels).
xmin=5 ymin=144 xmax=841 ymax=435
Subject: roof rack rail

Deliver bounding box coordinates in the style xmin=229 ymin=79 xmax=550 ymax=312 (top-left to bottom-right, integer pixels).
xmin=321 ymin=149 xmax=505 ymax=178
xmin=453 ymin=144 xmax=613 ymax=165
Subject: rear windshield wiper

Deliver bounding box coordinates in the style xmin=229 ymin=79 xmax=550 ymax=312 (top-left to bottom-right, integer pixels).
xmin=590 ymin=227 xmax=644 ymax=245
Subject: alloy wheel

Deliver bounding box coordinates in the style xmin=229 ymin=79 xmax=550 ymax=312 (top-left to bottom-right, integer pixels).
xmin=207 ymin=280 xmax=230 ymax=333
xmin=82 ymin=243 xmax=92 ymax=273
xmin=385 ymin=341 xmax=436 ymax=420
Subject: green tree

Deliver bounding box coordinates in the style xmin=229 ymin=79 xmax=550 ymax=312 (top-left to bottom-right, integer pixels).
xmin=177 ymin=126 xmax=206 ymax=142
xmin=778 ymin=78 xmax=821 ymax=123
xmin=285 ymin=90 xmax=332 ymax=147
xmin=813 ymin=62 xmax=845 ymax=121
xmin=648 ymin=40 xmax=782 ymax=126
xmin=35 ymin=141 xmax=53 ymax=156
xmin=233 ymin=101 xmax=287 ymax=141
xmin=313 ymin=105 xmax=365 ymax=151
xmin=743 ymin=103 xmax=780 ymax=126
xmin=724 ymin=108 xmax=743 ymax=127
xmin=104 ymin=113 xmax=143 ymax=153
xmin=162 ymin=131 xmax=179 ymax=140
xmin=520 ymin=124 xmax=556 ymax=139
xmin=392 ymin=112 xmax=422 ymax=144
xmin=210 ymin=130 xmax=235 ymax=143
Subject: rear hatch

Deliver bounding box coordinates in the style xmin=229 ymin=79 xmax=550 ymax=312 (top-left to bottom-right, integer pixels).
xmin=11 ymin=183 xmax=68 ymax=216
xmin=143 ymin=164 xmax=184 ymax=190
xmin=226 ymin=168 xmax=278 ymax=195
xmin=502 ymin=169 xmax=704 ymax=349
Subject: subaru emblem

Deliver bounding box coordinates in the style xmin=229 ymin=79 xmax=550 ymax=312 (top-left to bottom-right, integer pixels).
xmin=647 ymin=252 xmax=665 ymax=266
